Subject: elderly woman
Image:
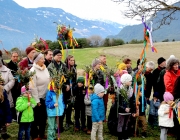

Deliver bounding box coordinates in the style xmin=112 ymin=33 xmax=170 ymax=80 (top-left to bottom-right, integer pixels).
xmin=164 ymin=57 xmax=180 ymax=94
xmin=144 ymin=61 xmax=155 ymax=99
xmin=29 ymin=52 xmax=50 ymax=140
xmin=0 ymin=51 xmax=15 ymax=139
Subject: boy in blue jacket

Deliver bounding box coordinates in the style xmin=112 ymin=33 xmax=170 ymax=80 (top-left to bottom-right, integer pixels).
xmin=45 ymin=85 xmax=65 ymax=140
xmin=91 ymin=83 xmax=105 ymax=140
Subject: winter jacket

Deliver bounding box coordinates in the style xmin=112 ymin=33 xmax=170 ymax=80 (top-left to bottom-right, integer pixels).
xmin=16 ymin=96 xmax=37 ymax=123
xmin=157 ymin=69 xmax=166 ymax=101
xmin=0 ymin=65 xmax=15 ymax=108
xmin=91 ymin=93 xmax=105 ymax=122
xmin=29 ymin=63 xmax=50 ymax=103
xmin=164 ymin=70 xmax=180 ymax=94
xmin=84 ymin=94 xmax=92 ymax=116
xmin=118 ymin=86 xmax=136 ymax=114
xmin=93 ymin=69 xmax=105 ymax=86
xmin=73 ymin=85 xmax=86 ymax=108
xmin=147 ymin=99 xmax=160 ymax=116
xmin=18 ymin=57 xmax=33 ymax=70
xmin=45 ymin=90 xmax=65 ymax=117
xmin=63 ymin=65 xmax=77 ymax=104
xmin=144 ymin=72 xmax=153 ymax=99
xmin=47 ymin=60 xmax=69 ymax=102
xmin=152 ymin=66 xmax=165 ymax=93
xmin=158 ymin=103 xmax=174 ymax=127
xmin=0 ymin=90 xmax=12 ymax=124
xmin=7 ymin=60 xmax=18 ymax=77
xmin=44 ymin=58 xmax=51 ymax=68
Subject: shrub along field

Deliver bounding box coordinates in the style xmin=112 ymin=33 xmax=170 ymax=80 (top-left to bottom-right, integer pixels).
xmin=6 ymin=42 xmax=180 ymax=140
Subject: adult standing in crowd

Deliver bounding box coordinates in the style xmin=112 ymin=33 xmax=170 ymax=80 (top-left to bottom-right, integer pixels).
xmin=144 ymin=61 xmax=155 ymax=99
xmin=152 ymin=57 xmax=166 ymax=99
xmin=157 ymin=55 xmax=176 ymax=101
xmin=123 ymin=58 xmax=133 ymax=75
xmin=19 ymin=46 xmax=36 ymax=70
xmin=44 ymin=49 xmax=53 ymax=67
xmin=99 ymin=54 xmax=108 ymax=70
xmin=7 ymin=51 xmax=21 ymax=121
xmin=164 ymin=57 xmax=180 ymax=94
xmin=30 ymin=52 xmax=50 ymax=140
xmin=0 ymin=52 xmax=15 ymax=139
xmin=99 ymin=55 xmax=109 ymax=121
xmin=133 ymin=59 xmax=140 ymax=72
xmin=64 ymin=55 xmax=77 ymax=128
xmin=47 ymin=49 xmax=70 ymax=132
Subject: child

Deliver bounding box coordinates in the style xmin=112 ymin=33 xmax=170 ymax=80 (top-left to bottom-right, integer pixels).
xmin=147 ymin=92 xmax=161 ymax=127
xmin=84 ymin=85 xmax=93 ymax=135
xmin=0 ymin=85 xmax=11 ymax=139
xmin=45 ymin=83 xmax=65 ymax=140
xmin=91 ymin=83 xmax=105 ymax=140
xmin=16 ymin=86 xmax=37 ymax=140
xmin=73 ymin=76 xmax=86 ymax=132
xmin=158 ymin=92 xmax=174 ymax=140
xmin=117 ymin=73 xmax=136 ymax=140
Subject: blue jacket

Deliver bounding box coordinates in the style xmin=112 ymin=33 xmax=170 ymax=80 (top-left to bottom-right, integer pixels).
xmin=91 ymin=93 xmax=105 ymax=122
xmin=147 ymin=99 xmax=160 ymax=116
xmin=45 ymin=90 xmax=65 ymax=117
xmin=0 ymin=91 xmax=12 ymax=124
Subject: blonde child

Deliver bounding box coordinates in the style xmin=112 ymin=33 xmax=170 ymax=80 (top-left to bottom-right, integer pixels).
xmin=16 ymin=86 xmax=37 ymax=140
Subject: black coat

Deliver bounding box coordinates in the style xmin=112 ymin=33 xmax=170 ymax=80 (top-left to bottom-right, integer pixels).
xmin=93 ymin=69 xmax=104 ymax=86
xmin=144 ymin=72 xmax=153 ymax=98
xmin=73 ymin=85 xmax=86 ymax=107
xmin=7 ymin=60 xmax=18 ymax=77
xmin=152 ymin=66 xmax=165 ymax=93
xmin=44 ymin=58 xmax=51 ymax=68
xmin=0 ymin=91 xmax=12 ymax=125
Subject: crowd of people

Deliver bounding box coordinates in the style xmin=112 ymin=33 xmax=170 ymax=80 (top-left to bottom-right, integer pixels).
xmin=0 ymin=45 xmax=180 ymax=140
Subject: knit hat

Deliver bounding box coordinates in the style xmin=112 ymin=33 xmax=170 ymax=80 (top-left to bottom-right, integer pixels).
xmin=94 ymin=83 xmax=105 ymax=94
xmin=53 ymin=49 xmax=62 ymax=57
xmin=163 ymin=92 xmax=174 ymax=102
xmin=121 ymin=73 xmax=132 ymax=84
xmin=92 ymin=58 xmax=101 ymax=67
xmin=77 ymin=76 xmax=85 ymax=84
xmin=21 ymin=86 xmax=27 ymax=94
xmin=157 ymin=57 xmax=166 ymax=65
xmin=26 ymin=46 xmax=35 ymax=55
xmin=153 ymin=92 xmax=159 ymax=98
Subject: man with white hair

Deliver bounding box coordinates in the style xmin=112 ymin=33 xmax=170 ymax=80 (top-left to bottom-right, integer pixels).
xmin=144 ymin=61 xmax=155 ymax=99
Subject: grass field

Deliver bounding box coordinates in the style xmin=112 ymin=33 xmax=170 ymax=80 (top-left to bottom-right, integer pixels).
xmin=5 ymin=42 xmax=180 ymax=140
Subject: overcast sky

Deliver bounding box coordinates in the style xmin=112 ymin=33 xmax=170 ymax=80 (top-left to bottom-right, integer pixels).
xmin=13 ymin=0 xmax=141 ymax=25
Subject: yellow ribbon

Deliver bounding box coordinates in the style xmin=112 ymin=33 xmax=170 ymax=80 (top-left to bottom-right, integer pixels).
xmin=58 ymin=40 xmax=64 ymax=61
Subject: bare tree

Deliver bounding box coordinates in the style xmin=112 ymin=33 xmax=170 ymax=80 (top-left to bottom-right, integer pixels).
xmin=88 ymin=35 xmax=103 ymax=47
xmin=113 ymin=0 xmax=180 ymax=29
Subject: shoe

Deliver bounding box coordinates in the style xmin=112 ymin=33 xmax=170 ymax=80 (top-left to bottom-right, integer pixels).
xmin=1 ymin=133 xmax=11 ymax=139
xmin=82 ymin=128 xmax=87 ymax=132
xmin=40 ymin=135 xmax=47 ymax=139
xmin=12 ymin=119 xmax=17 ymax=122
xmin=87 ymin=130 xmax=91 ymax=135
xmin=74 ymin=127 xmax=79 ymax=132
xmin=33 ymin=138 xmax=42 ymax=140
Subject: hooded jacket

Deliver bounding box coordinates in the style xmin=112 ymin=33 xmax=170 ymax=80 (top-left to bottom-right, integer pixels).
xmin=91 ymin=93 xmax=105 ymax=122
xmin=45 ymin=90 xmax=65 ymax=117
xmin=16 ymin=96 xmax=37 ymax=123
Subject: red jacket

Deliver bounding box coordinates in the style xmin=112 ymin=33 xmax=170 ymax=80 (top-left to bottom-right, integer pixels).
xmin=18 ymin=57 xmax=33 ymax=70
xmin=164 ymin=70 xmax=180 ymax=94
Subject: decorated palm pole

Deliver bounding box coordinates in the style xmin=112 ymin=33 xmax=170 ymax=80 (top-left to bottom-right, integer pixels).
xmin=48 ymin=68 xmax=66 ymax=140
xmin=54 ymin=22 xmax=78 ymax=61
xmin=133 ymin=16 xmax=157 ymax=137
